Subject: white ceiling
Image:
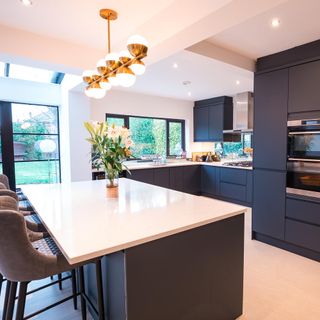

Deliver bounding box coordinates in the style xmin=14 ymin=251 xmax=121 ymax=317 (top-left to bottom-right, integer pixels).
xmin=207 ymin=0 xmax=320 ymax=59
xmin=117 ymin=50 xmax=253 ymax=101
xmin=0 ymin=0 xmax=176 ymax=50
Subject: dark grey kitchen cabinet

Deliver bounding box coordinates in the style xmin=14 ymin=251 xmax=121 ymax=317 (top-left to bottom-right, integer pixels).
xmin=253 ymin=69 xmax=288 ymax=171
xmin=285 ymin=219 xmax=320 ymax=253
xmin=288 ymin=60 xmax=320 ymax=113
xmin=154 ymin=168 xmax=170 ymax=188
xmin=201 ymin=166 xmax=218 ymax=196
xmin=183 ymin=165 xmax=201 ymax=195
xmin=127 ymin=169 xmax=154 ymax=185
xmin=169 ymin=167 xmax=185 ymax=192
xmin=193 ymin=107 xmax=209 ymax=141
xmin=194 ymin=96 xmax=233 ymax=142
xmin=253 ymin=169 xmax=286 ymax=240
xmin=208 ymin=105 xmax=223 ymax=141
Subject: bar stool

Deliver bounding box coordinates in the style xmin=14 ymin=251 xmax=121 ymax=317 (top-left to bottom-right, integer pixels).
xmin=0 ymin=208 xmax=106 ymax=320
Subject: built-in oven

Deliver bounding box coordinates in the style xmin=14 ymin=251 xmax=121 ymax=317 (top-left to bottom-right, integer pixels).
xmin=288 ymin=119 xmax=320 ymax=161
xmin=287 ymin=161 xmax=320 ymax=198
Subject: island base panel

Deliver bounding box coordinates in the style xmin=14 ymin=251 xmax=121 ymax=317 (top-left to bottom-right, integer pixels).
xmin=87 ymin=214 xmax=244 ymax=320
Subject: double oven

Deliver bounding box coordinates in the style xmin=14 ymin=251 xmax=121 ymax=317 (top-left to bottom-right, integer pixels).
xmin=287 ymin=118 xmax=320 ymax=198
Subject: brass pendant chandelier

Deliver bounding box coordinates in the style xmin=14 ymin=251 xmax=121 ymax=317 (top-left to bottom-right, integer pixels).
xmin=82 ymin=9 xmax=148 ymax=99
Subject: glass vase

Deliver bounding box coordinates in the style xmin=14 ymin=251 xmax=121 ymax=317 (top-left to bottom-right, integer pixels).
xmin=105 ymin=171 xmax=119 ymax=198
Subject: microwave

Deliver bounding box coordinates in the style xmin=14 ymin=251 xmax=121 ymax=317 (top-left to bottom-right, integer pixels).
xmin=287 ymin=119 xmax=320 ymax=161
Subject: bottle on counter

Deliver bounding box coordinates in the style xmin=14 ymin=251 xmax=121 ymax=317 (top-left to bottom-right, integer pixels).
xmin=206 ymin=152 xmax=213 ymax=162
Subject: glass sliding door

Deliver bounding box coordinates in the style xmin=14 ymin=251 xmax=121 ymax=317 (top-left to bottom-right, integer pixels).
xmin=12 ymin=104 xmax=60 ymax=185
xmin=0 ymin=101 xmax=61 ymax=188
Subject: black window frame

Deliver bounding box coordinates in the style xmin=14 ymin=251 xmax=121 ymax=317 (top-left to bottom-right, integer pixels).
xmin=106 ymin=113 xmax=185 ymax=157
xmin=0 ymin=101 xmax=61 ymax=189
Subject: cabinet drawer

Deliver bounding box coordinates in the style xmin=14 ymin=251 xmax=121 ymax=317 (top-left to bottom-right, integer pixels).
xmin=220 ymin=168 xmax=247 ymax=185
xmin=285 ymin=219 xmax=320 ymax=252
xmin=220 ymin=182 xmax=246 ymax=202
xmin=286 ymin=198 xmax=320 ymax=226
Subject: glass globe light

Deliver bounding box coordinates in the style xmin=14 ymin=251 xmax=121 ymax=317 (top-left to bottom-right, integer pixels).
xmin=119 ymin=50 xmax=132 ymax=64
xmin=108 ymin=73 xmax=119 ymax=86
xmin=85 ymin=83 xmax=106 ymax=99
xmin=129 ymin=59 xmax=146 ymax=75
xmin=127 ymin=35 xmax=148 ymax=47
xmin=116 ymin=66 xmax=136 ymax=87
xmin=96 ymin=59 xmax=108 ymax=75
xmin=105 ymin=52 xmax=120 ymax=69
xmin=127 ymin=35 xmax=148 ymax=58
xmin=82 ymin=70 xmax=95 ymax=83
xmin=99 ymin=78 xmax=111 ymax=91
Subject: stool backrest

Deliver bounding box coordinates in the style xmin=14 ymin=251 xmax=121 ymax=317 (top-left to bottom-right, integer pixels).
xmin=0 ymin=189 xmax=18 ymax=201
xmin=0 ymin=208 xmax=60 ymax=282
xmin=0 ymin=174 xmax=10 ymax=189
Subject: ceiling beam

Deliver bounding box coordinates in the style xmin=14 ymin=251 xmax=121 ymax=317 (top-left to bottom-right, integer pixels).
xmin=186 ymin=41 xmax=256 ymax=72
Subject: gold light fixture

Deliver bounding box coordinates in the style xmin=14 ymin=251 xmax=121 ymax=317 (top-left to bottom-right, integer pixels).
xmin=83 ymin=9 xmax=148 ymax=99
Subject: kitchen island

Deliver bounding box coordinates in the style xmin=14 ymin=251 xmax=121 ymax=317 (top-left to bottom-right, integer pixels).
xmin=22 ymin=178 xmax=246 ymax=320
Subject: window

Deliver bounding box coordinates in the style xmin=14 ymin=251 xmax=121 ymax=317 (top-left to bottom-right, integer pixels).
xmin=214 ymin=133 xmax=252 ymax=157
xmin=0 ymin=61 xmax=65 ymax=84
xmin=8 ymin=103 xmax=61 ymax=185
xmin=106 ymin=114 xmax=185 ymax=158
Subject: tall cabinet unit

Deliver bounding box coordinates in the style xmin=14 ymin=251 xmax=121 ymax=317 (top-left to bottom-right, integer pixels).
xmin=252 ymin=69 xmax=288 ymax=241
xmin=253 ymin=39 xmax=320 ymax=261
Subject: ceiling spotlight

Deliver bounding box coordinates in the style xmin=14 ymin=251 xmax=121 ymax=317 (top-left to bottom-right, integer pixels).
xmin=20 ymin=0 xmax=33 ymax=6
xmin=173 ymin=63 xmax=178 ymax=69
xmin=236 ymin=80 xmax=240 ymax=85
xmin=271 ymin=18 xmax=280 ymax=28
xmin=187 ymin=92 xmax=192 ymax=97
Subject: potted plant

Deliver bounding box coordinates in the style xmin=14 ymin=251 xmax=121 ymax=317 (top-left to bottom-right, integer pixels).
xmin=84 ymin=121 xmax=133 ymax=192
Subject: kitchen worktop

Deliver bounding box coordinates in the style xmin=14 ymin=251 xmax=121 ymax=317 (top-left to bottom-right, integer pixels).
xmin=22 ymin=178 xmax=246 ymax=264
xmin=122 ymin=158 xmax=253 ymax=170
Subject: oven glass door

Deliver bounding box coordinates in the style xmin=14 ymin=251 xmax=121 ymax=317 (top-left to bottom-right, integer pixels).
xmin=288 ymin=131 xmax=320 ymax=160
xmin=287 ymin=161 xmax=320 ymax=193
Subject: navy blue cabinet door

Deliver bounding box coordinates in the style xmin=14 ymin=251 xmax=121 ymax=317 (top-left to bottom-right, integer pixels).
xmin=194 ymin=107 xmax=209 ymax=141
xmin=288 ymin=60 xmax=320 ymax=113
xmin=208 ymin=105 xmax=223 ymax=141
xmin=154 ymin=168 xmax=170 ymax=188
xmin=128 ymin=169 xmax=154 ymax=185
xmin=253 ymin=69 xmax=288 ymax=171
xmin=201 ymin=166 xmax=218 ymax=196
xmin=183 ymin=166 xmax=201 ymax=195
xmin=169 ymin=167 xmax=185 ymax=192
xmin=253 ymin=169 xmax=286 ymax=240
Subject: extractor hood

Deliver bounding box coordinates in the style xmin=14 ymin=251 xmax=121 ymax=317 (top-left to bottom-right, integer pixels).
xmin=223 ymin=92 xmax=253 ymax=133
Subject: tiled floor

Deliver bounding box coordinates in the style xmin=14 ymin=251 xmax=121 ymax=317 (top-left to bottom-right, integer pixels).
xmin=1 ymin=210 xmax=319 ymax=319
xmin=239 ymin=209 xmax=320 ymax=320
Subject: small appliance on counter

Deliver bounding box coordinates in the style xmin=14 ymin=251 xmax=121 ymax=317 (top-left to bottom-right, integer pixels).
xmin=192 ymin=152 xmax=221 ymax=162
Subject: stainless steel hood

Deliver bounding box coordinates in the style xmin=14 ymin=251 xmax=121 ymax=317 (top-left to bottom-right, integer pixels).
xmin=223 ymin=92 xmax=253 ymax=133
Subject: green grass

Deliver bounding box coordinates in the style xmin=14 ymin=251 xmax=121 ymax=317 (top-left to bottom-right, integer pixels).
xmin=15 ymin=161 xmax=60 ymax=185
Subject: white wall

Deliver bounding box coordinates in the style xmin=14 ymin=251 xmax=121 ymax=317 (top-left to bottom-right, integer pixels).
xmin=67 ymin=91 xmax=92 ymax=182
xmin=90 ymin=89 xmax=194 ymax=156
xmin=0 ymin=77 xmax=61 ymax=105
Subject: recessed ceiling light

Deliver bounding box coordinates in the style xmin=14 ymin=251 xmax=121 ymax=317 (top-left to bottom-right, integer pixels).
xmin=173 ymin=63 xmax=178 ymax=69
xmin=187 ymin=92 xmax=191 ymax=97
xmin=236 ymin=80 xmax=240 ymax=85
xmin=20 ymin=0 xmax=33 ymax=6
xmin=271 ymin=18 xmax=280 ymax=28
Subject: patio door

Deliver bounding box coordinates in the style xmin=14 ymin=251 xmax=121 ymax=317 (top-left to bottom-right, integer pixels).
xmin=0 ymin=101 xmax=61 ymax=190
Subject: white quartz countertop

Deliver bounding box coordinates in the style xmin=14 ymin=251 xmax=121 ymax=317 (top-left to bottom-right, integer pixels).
xmin=22 ymin=179 xmax=247 ymax=264
xmin=120 ymin=159 xmax=253 ymax=171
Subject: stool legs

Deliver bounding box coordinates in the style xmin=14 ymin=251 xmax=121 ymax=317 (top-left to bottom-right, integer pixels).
xmin=71 ymin=270 xmax=77 ymax=310
xmin=15 ymin=282 xmax=28 ymax=320
xmin=0 ymin=273 xmax=3 ymax=296
xmin=2 ymin=281 xmax=11 ymax=320
xmin=79 ymin=267 xmax=87 ymax=320
xmin=57 ymin=273 xmax=62 ymax=290
xmin=95 ymin=261 xmax=105 ymax=320
xmin=5 ymin=281 xmax=17 ymax=320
